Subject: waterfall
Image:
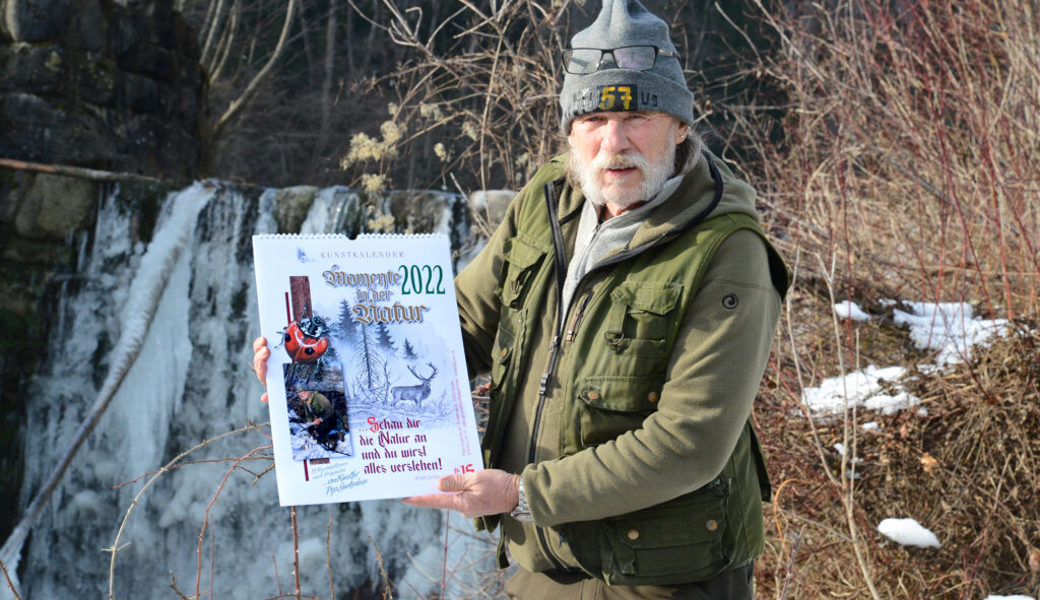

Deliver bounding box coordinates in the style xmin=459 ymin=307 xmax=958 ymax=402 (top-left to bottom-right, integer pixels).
xmin=5 ymin=182 xmax=492 ymax=599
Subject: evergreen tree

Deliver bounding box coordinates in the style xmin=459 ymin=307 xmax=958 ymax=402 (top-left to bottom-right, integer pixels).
xmin=402 ymin=338 xmax=418 ymax=360
xmin=337 ymin=298 xmax=356 ymax=340
xmin=374 ymin=320 xmax=394 ymax=351
xmin=357 ymin=324 xmax=376 ymax=390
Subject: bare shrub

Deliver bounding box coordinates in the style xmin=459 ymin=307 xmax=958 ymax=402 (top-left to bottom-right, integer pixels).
xmin=339 ymin=0 xmax=573 ymax=196
xmin=736 ymin=0 xmax=1040 ymax=320
xmin=738 ymin=2 xmax=1040 ymax=597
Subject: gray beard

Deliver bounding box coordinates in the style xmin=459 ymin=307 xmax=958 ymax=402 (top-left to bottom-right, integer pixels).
xmin=566 ymin=143 xmax=676 ymax=210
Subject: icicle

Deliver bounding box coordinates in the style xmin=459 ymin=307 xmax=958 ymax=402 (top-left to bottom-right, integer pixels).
xmin=0 ymin=184 xmax=210 ymax=594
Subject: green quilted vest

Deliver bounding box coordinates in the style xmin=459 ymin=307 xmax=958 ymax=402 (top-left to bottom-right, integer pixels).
xmin=481 ymin=153 xmax=788 ymax=585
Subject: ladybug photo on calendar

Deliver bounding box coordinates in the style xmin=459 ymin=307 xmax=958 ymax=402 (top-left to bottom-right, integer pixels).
xmin=253 ymin=234 xmax=483 ymax=506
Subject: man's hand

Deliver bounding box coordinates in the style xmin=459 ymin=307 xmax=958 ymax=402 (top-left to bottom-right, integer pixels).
xmin=252 ymin=336 xmax=270 ymax=403
xmin=402 ymin=469 xmax=521 ymax=519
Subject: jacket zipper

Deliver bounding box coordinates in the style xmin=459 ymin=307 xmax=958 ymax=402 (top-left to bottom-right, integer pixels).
xmin=520 ymin=153 xmax=724 ymax=572
xmin=564 ymin=291 xmax=593 ymax=342
xmin=525 ymin=182 xmax=569 ymax=572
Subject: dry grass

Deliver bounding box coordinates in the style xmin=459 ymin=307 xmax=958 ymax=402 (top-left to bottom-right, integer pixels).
xmin=729 ymin=3 xmax=1040 ymax=596
xmin=757 ymin=299 xmax=1040 ymax=599
xmin=733 ymin=0 xmax=1040 ymax=320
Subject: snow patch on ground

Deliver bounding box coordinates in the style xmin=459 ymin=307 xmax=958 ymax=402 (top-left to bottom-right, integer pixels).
xmin=802 ymin=365 xmax=918 ymax=416
xmin=806 ymin=301 xmax=1012 ymax=419
xmin=893 ymin=301 xmax=1009 ymax=367
xmin=877 ymin=518 xmax=940 ymax=548
xmin=834 ymin=300 xmax=871 ymax=321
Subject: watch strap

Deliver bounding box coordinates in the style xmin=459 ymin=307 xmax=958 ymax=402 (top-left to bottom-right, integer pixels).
xmin=510 ymin=478 xmax=534 ymax=523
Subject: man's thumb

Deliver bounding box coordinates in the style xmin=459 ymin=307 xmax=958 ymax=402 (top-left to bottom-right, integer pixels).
xmin=438 ymin=474 xmax=468 ymax=493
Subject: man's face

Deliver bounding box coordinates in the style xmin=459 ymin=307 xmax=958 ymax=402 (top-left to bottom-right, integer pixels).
xmin=567 ymin=111 xmax=688 ymax=211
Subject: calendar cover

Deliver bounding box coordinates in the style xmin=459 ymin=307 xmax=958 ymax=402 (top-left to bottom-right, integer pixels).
xmin=252 ymin=233 xmax=482 ymax=506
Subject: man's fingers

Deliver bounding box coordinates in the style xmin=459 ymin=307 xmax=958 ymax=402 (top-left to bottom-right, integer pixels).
xmin=253 ymin=336 xmax=271 ymax=404
xmin=253 ymin=348 xmax=270 ymax=383
xmin=438 ymin=474 xmax=468 ymax=493
xmin=401 ymin=492 xmax=478 ymax=517
xmin=402 ymin=493 xmax=459 ymax=512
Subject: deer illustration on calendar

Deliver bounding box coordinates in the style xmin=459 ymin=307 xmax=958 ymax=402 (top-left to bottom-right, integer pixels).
xmin=252 ymin=234 xmax=482 ymax=506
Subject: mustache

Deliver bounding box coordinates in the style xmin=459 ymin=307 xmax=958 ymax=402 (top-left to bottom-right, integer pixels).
xmin=590 ymin=151 xmax=649 ymax=171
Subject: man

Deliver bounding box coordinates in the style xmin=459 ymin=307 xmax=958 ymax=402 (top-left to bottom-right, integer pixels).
xmin=295 ymin=389 xmax=334 ymax=426
xmin=293 ymin=389 xmax=344 ymax=448
xmin=402 ymin=1 xmax=789 ymax=597
xmin=254 ymin=0 xmax=787 ymax=596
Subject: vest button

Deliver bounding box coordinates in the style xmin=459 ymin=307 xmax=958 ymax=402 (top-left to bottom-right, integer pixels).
xmin=587 ymin=390 xmax=601 ymax=401
xmin=499 ymin=347 xmax=509 ymax=359
xmin=627 ymin=528 xmax=640 ymax=540
xmin=705 ymin=519 xmax=718 ymax=532
xmin=647 ymin=391 xmax=659 ymax=403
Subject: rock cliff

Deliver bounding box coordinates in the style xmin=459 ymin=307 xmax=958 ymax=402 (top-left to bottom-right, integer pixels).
xmin=0 ymin=0 xmax=204 ymax=177
xmin=0 ymin=0 xmax=204 ymax=540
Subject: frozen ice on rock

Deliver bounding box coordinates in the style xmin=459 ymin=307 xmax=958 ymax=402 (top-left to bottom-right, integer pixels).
xmin=9 ymin=181 xmax=491 ymax=599
xmin=68 ymin=490 xmax=103 ymax=520
xmin=296 ymin=537 xmax=328 ymax=574
xmin=877 ymin=518 xmax=940 ymax=548
xmin=834 ymin=300 xmax=871 ymax=321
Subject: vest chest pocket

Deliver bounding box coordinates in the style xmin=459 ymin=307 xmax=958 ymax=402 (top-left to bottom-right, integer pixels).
xmin=604 ymin=282 xmax=682 ymax=359
xmin=483 ymin=324 xmax=517 ymax=465
xmin=499 ymin=237 xmax=548 ymax=309
xmin=489 ymin=324 xmax=517 ymax=392
xmin=573 ymin=375 xmax=662 ymax=450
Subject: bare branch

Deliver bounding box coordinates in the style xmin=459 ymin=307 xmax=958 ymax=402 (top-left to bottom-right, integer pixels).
xmin=212 ymin=0 xmax=298 ymax=138
xmin=200 ymin=0 xmax=228 ymax=66
xmin=106 ymin=424 xmax=270 ymax=599
xmin=0 ymin=157 xmax=169 ymax=184
xmin=208 ymin=0 xmax=241 ymax=81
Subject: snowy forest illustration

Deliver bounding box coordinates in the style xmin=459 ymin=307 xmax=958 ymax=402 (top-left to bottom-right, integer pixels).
xmin=279 ymin=296 xmax=457 ymax=462
xmin=332 ymin=298 xmax=455 ymax=420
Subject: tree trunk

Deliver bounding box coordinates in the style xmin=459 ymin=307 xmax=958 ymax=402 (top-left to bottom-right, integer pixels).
xmin=316 ymin=0 xmax=336 ymax=158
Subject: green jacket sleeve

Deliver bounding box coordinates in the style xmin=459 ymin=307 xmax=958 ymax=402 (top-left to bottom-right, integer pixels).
xmin=454 ymin=188 xmax=527 ymax=380
xmin=522 ymin=229 xmax=782 ymax=526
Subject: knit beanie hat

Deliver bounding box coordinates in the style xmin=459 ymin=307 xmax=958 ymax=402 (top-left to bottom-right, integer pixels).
xmin=559 ymin=0 xmax=694 ymax=134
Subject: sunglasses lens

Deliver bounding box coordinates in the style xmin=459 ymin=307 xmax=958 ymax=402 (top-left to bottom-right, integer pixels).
xmin=565 ymin=49 xmax=602 ymax=74
xmin=612 ymin=47 xmax=656 ymax=70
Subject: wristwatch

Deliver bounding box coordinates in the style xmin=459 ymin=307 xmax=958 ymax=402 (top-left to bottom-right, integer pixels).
xmin=510 ymin=478 xmax=535 ymax=523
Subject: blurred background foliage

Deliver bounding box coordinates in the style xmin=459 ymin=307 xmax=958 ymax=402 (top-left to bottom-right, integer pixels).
xmin=180 ymin=0 xmax=781 ymax=192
